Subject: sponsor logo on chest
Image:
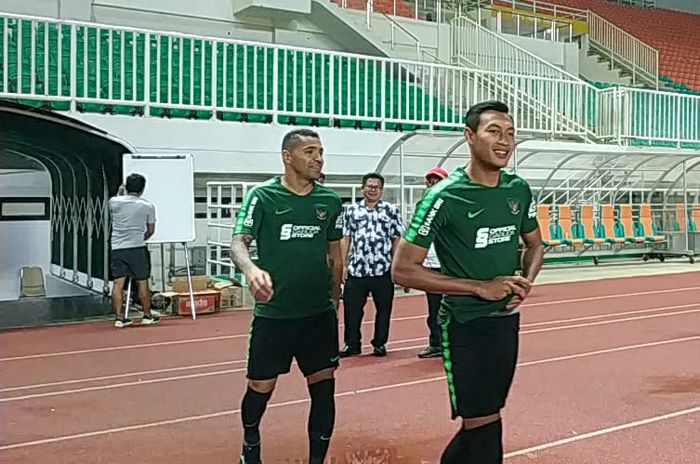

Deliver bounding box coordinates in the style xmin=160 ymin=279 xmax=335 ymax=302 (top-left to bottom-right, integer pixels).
xmin=474 ymin=225 xmax=517 ymax=249
xmin=280 ymin=224 xmax=322 ymax=240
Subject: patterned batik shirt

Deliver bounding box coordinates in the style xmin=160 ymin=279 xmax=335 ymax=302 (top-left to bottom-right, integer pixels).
xmin=343 ymin=200 xmax=404 ymax=278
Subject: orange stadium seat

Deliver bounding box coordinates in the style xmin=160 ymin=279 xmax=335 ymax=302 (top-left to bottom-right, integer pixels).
xmin=557 ymin=204 xmax=583 ymax=246
xmin=600 ymin=204 xmax=625 ymax=244
xmin=579 ymin=204 xmax=605 ymax=245
xmin=618 ymin=204 xmax=646 ymax=243
xmin=537 ymin=205 xmax=562 ymax=247
xmin=638 ymin=204 xmax=666 ymax=242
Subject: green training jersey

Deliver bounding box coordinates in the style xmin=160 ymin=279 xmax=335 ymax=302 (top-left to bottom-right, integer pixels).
xmin=233 ymin=176 xmax=344 ymax=319
xmin=404 ymin=167 xmax=539 ymax=323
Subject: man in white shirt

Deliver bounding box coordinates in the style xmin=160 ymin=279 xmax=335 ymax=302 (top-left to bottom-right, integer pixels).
xmin=417 ymin=167 xmax=448 ymax=358
xmin=109 ymin=173 xmax=159 ymax=328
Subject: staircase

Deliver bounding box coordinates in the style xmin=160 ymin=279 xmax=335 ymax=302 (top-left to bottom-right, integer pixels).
xmin=450 ymin=15 xmax=596 ymax=141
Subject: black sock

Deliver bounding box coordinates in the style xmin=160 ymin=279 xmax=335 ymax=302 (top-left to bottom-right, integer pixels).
xmin=307 ymin=378 xmax=336 ymax=463
xmin=467 ymin=419 xmax=503 ymax=463
xmin=240 ymin=386 xmax=272 ymax=446
xmin=440 ymin=427 xmax=470 ymax=464
xmin=440 ymin=419 xmax=503 ymax=464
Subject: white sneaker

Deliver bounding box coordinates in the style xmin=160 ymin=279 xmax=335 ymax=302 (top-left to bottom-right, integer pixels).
xmin=114 ymin=318 xmax=133 ymax=328
xmin=141 ymin=314 xmax=161 ymax=325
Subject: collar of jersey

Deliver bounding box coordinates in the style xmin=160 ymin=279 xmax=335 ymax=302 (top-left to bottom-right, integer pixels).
xmin=457 ymin=166 xmax=506 ymax=188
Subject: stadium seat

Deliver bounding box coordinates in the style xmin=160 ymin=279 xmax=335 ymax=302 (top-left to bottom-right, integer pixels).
xmin=674 ymin=203 xmax=687 ymax=231
xmin=600 ymin=204 xmax=625 ymax=244
xmin=547 ymin=0 xmax=700 ymax=91
xmin=638 ymin=204 xmax=666 ymax=242
xmin=579 ymin=204 xmax=606 ymax=245
xmin=618 ymin=204 xmax=646 ymax=243
xmin=0 ymin=17 xmax=456 ymax=128
xmin=537 ymin=205 xmax=562 ymax=247
xmin=692 ymin=203 xmax=700 ymax=232
xmin=557 ymin=204 xmax=584 ymax=246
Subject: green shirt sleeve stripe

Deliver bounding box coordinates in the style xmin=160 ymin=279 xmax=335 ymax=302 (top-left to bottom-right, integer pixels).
xmin=233 ymin=179 xmax=274 ymax=234
xmin=404 ymin=171 xmax=460 ymax=243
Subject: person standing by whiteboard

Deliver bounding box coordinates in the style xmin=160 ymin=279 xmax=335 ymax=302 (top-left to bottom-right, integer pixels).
xmin=109 ymin=173 xmax=160 ymax=328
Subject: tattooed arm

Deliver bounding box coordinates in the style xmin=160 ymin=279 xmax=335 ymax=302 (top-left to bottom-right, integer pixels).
xmin=328 ymin=240 xmax=343 ymax=310
xmin=230 ymin=234 xmax=273 ymax=302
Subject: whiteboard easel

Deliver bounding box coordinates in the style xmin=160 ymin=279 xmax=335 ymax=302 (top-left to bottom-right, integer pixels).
xmin=122 ymin=153 xmax=198 ymax=320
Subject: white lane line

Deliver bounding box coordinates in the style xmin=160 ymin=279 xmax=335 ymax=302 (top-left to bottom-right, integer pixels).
xmin=3 ymin=285 xmax=699 ymax=362
xmin=5 ymin=304 xmax=699 ymax=396
xmin=521 ymin=285 xmax=700 ymax=308
xmin=521 ymin=302 xmax=700 ymax=328
xmin=504 ymin=405 xmax=700 ymax=459
xmin=2 ymin=335 xmax=698 ymax=450
xmin=521 ymin=308 xmax=700 ymax=335
xmin=1 ymin=331 xmax=697 ymax=411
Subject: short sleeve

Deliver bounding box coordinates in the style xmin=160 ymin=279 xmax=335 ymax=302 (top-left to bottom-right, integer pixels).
xmin=391 ymin=205 xmax=405 ymax=239
xmin=342 ymin=204 xmax=355 ymax=237
xmin=403 ymin=191 xmax=448 ymax=248
xmin=521 ymin=182 xmax=538 ymax=234
xmin=146 ymin=203 xmax=156 ymax=224
xmin=233 ymin=188 xmax=264 ymax=237
xmin=327 ymin=198 xmax=344 ymax=241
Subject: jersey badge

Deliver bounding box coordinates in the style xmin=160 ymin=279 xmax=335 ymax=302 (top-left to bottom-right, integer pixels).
xmin=316 ymin=208 xmax=327 ymax=221
xmin=507 ymin=198 xmax=521 ymax=215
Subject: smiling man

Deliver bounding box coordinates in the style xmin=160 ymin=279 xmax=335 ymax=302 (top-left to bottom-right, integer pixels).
xmin=230 ymin=128 xmax=344 ymax=464
xmin=392 ymin=101 xmax=544 ymax=464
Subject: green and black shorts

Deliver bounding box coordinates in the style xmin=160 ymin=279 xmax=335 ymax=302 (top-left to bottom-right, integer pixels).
xmin=440 ymin=312 xmax=520 ymax=419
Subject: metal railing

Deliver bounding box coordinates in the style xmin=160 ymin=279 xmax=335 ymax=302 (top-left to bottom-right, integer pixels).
xmin=342 ymin=0 xmax=660 ymax=88
xmin=617 ymin=88 xmax=700 ymax=147
xmin=0 ymin=12 xmax=595 ymax=139
xmin=587 ymin=12 xmax=658 ymax=87
xmin=450 ymin=15 xmax=580 ymax=81
xmin=450 ymin=15 xmax=594 ymax=138
xmin=0 ymin=12 xmax=698 ymax=146
xmin=481 ymin=7 xmax=576 ymax=42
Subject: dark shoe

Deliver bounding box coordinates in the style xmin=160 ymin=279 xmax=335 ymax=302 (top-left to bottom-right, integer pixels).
xmin=240 ymin=442 xmax=261 ymax=464
xmin=141 ymin=314 xmax=160 ymax=325
xmin=418 ymin=345 xmax=442 ymax=358
xmin=339 ymin=344 xmax=361 ymax=358
xmin=372 ymin=345 xmax=387 ymax=357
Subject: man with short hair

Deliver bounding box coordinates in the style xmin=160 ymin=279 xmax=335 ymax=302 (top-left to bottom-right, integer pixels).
xmin=109 ymin=173 xmax=159 ymax=328
xmin=392 ymin=101 xmax=544 ymax=463
xmin=339 ymin=172 xmax=404 ymax=358
xmin=417 ymin=166 xmax=449 ymax=359
xmin=230 ymin=128 xmax=344 ymax=464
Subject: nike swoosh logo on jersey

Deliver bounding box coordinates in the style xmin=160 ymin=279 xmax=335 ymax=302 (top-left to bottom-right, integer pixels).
xmin=467 ymin=209 xmax=485 ymax=219
xmin=275 ymin=208 xmax=292 ymax=215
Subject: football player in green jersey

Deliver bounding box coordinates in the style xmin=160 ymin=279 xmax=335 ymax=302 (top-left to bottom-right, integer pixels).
xmin=230 ymin=129 xmax=344 ymax=464
xmin=392 ymin=101 xmax=544 ymax=464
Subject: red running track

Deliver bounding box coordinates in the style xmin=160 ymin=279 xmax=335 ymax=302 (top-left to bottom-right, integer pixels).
xmin=1 ymin=271 xmax=699 ymax=463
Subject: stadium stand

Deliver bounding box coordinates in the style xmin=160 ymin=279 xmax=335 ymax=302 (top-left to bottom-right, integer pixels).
xmin=542 ymin=0 xmax=700 ymax=92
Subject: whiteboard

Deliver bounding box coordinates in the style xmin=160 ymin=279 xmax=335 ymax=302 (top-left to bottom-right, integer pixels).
xmin=121 ymin=153 xmax=195 ymax=244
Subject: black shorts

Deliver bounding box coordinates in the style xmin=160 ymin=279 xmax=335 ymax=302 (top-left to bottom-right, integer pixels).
xmin=111 ymin=246 xmax=151 ymax=281
xmin=246 ymin=310 xmax=340 ymax=380
xmin=440 ymin=312 xmax=520 ymax=419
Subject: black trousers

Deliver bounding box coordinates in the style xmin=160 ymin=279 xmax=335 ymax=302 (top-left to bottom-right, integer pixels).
xmin=426 ymin=290 xmax=443 ymax=348
xmin=342 ymin=273 xmax=394 ymax=348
